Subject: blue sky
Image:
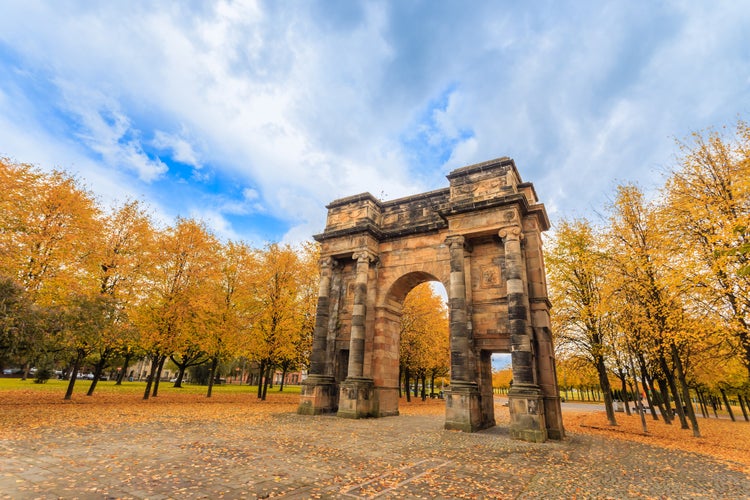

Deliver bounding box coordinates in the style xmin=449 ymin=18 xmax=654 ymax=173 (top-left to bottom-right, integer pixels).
xmin=1 ymin=1 xmax=749 ymax=245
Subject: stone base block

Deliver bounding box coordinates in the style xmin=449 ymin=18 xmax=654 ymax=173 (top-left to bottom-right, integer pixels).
xmin=374 ymin=386 xmax=399 ymax=417
xmin=444 ymin=381 xmax=493 ymax=432
xmin=508 ymin=383 xmax=547 ymax=443
xmin=297 ymin=375 xmax=337 ymax=415
xmin=337 ymin=377 xmax=375 ymax=419
xmin=543 ymin=395 xmax=565 ymax=440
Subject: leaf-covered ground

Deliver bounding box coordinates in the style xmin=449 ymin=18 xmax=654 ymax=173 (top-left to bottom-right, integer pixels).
xmin=402 ymin=399 xmax=750 ymax=473
xmin=2 ymin=388 xmax=748 ymax=473
xmin=564 ymin=409 xmax=750 ymax=474
xmin=2 ymin=387 xmax=750 ymax=498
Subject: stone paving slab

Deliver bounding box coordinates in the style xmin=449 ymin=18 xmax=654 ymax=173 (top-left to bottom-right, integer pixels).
xmin=1 ymin=410 xmax=748 ymax=499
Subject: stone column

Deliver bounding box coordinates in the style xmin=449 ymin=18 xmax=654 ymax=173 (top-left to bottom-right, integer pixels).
xmin=447 ymin=235 xmax=470 ymax=382
xmin=338 ymin=251 xmax=375 ymax=419
xmin=347 ymin=251 xmax=371 ymax=378
xmin=499 ymin=226 xmax=547 ymax=442
xmin=444 ymin=235 xmax=485 ymax=431
xmin=298 ymin=258 xmax=337 ymax=415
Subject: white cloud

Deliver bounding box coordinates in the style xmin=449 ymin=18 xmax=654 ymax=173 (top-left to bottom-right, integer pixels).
xmin=1 ymin=1 xmax=749 ymax=243
xmin=152 ymin=130 xmax=201 ymax=169
xmin=54 ymin=81 xmax=168 ymax=182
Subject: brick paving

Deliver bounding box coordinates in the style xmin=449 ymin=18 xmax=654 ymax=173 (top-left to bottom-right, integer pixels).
xmin=1 ymin=409 xmax=749 ymax=499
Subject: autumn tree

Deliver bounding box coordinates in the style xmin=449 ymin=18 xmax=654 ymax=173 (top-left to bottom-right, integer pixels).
xmin=200 ymin=240 xmax=258 ymax=397
xmin=0 ymin=159 xmax=100 ymax=377
xmin=547 ymin=219 xmax=618 ymax=425
xmin=662 ymin=121 xmax=750 ymax=379
xmin=492 ymin=367 xmax=513 ymax=394
xmin=61 ymin=294 xmax=117 ymax=399
xmin=608 ymin=185 xmax=701 ymax=436
xmin=0 ymin=159 xmax=100 ymax=305
xmin=86 ymin=201 xmax=156 ymax=395
xmin=244 ymin=243 xmax=314 ymax=400
xmin=133 ymin=218 xmax=220 ymax=400
xmin=277 ymin=241 xmax=319 ymax=391
xmin=0 ymin=276 xmax=60 ymax=374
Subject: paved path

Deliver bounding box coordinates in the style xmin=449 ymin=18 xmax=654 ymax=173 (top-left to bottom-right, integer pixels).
xmin=1 ymin=410 xmax=748 ymax=499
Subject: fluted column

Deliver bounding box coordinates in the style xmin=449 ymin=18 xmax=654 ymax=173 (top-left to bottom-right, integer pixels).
xmin=308 ymin=258 xmax=332 ymax=376
xmin=446 ymin=235 xmax=470 ymax=382
xmin=499 ymin=225 xmax=546 ymax=442
xmin=444 ymin=234 xmax=486 ymax=431
xmin=347 ymin=251 xmax=372 ymax=379
xmin=338 ymin=250 xmax=376 ymax=419
xmin=499 ymin=226 xmax=534 ymax=385
xmin=298 ymin=257 xmax=337 ymax=415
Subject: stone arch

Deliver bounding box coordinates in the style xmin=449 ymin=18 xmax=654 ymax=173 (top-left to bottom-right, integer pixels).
xmin=370 ymin=271 xmax=447 ymax=417
xmin=298 ymin=158 xmax=565 ymax=442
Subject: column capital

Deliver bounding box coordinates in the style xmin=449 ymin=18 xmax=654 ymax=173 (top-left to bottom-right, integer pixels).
xmin=445 ymin=234 xmax=466 ymax=250
xmin=352 ymin=249 xmax=377 ymax=264
xmin=319 ymin=256 xmax=334 ymax=270
xmin=498 ymin=225 xmax=524 ymax=242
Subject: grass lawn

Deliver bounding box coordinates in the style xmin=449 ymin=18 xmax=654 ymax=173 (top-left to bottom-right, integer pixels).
xmin=0 ymin=376 xmax=301 ymax=397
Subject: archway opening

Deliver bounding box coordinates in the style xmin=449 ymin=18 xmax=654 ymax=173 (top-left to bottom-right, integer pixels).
xmin=370 ymin=271 xmax=448 ymax=417
xmin=399 ymin=281 xmax=450 ymax=404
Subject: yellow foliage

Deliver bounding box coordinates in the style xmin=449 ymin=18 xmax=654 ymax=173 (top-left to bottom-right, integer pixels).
xmin=400 ymin=282 xmax=449 ymax=374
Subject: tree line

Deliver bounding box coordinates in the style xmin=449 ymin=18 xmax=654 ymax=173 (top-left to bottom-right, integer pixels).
xmin=0 ymin=158 xmax=319 ymax=400
xmin=546 ymin=120 xmax=750 ymax=435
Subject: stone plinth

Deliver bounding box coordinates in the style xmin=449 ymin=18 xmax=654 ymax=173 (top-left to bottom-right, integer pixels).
xmin=444 ymin=382 xmax=493 ymax=432
xmin=508 ymin=383 xmax=547 ymax=443
xmin=337 ymin=377 xmax=375 ymax=419
xmin=297 ymin=375 xmax=337 ymax=415
xmin=373 ymin=386 xmax=400 ymax=417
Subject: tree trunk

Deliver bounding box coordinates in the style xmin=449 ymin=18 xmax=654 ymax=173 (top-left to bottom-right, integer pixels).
xmin=115 ymin=352 xmax=132 ymax=385
xmin=398 ymin=365 xmax=403 ymax=398
xmin=659 ymin=355 xmax=688 ymax=429
xmin=696 ymin=390 xmax=708 ymax=418
xmin=738 ymin=394 xmax=749 ymax=421
xmin=420 ymin=373 xmax=427 ymax=401
xmin=720 ymin=388 xmax=736 ymax=422
xmin=617 ymin=371 xmax=631 ymax=416
xmin=279 ymin=365 xmax=288 ymax=392
xmin=641 ymin=373 xmax=658 ymax=421
xmin=635 ymin=352 xmax=659 ymax=421
xmin=143 ymin=355 xmax=160 ymax=400
xmin=655 ymin=378 xmax=673 ymax=424
xmin=206 ymin=356 xmax=219 ymax=398
xmin=169 ymin=354 xmax=201 ymax=388
xmin=710 ymin=395 xmax=719 ymax=418
xmin=64 ymin=349 xmax=85 ymax=400
xmin=595 ymin=355 xmax=617 ymax=426
xmin=87 ymin=349 xmax=112 ymax=397
xmin=404 ymin=368 xmax=411 ymax=403
xmin=628 ymin=370 xmax=648 ymax=434
xmin=261 ymin=363 xmax=272 ymax=400
xmin=257 ymin=360 xmax=266 ymax=398
xmin=150 ymin=355 xmax=166 ymax=397
xmin=670 ymin=345 xmax=700 ymax=437
xmin=172 ymin=367 xmax=186 ymax=388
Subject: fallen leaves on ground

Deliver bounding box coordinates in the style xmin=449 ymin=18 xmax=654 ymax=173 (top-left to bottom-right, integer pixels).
xmin=0 ymin=389 xmax=300 ymax=440
xmin=2 ymin=388 xmax=747 ymax=476
xmin=565 ymin=409 xmax=750 ymax=473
